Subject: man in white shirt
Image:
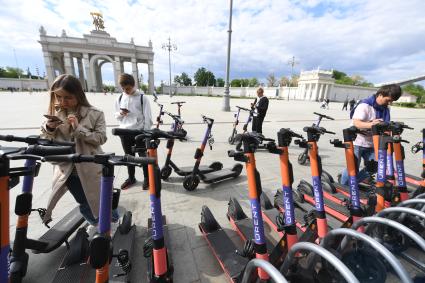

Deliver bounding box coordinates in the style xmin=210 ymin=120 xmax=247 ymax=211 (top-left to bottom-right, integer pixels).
xmin=115 ymin=73 xmax=153 ymax=190
xmin=339 ymin=84 xmax=402 ymax=185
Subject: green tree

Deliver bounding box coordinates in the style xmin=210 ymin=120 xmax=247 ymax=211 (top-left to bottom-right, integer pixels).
xmin=290 ymin=75 xmax=299 ymax=86
xmin=332 ymin=70 xmax=347 ymax=80
xmin=230 ymin=79 xmax=242 ymax=87
xmin=249 ymin=77 xmax=259 ymax=87
xmin=194 ymin=67 xmax=216 ymax=86
xmin=266 ymin=73 xmax=277 ymax=87
xmin=0 ymin=67 xmax=24 ymax=78
xmin=180 ymin=72 xmax=192 ymax=86
xmin=216 ymin=78 xmax=225 ymax=87
xmin=403 ymin=84 xmax=425 ymax=102
xmin=174 ymin=72 xmax=192 ymax=86
xmin=280 ymin=76 xmax=290 ymax=86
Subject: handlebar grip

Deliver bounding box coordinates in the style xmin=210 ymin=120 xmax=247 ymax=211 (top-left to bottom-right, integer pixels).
xmin=43 ymin=154 xmax=80 ymax=162
xmin=112 ymin=128 xmax=145 ymax=136
xmin=313 ymin=112 xmax=335 ymax=120
xmin=122 ymin=155 xmax=156 ymax=165
xmin=25 ymin=145 xmax=74 ymax=156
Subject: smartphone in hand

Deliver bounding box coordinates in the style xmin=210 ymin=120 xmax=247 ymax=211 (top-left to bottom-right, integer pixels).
xmin=120 ymin=108 xmax=130 ymax=113
xmin=44 ymin=114 xmax=63 ymax=124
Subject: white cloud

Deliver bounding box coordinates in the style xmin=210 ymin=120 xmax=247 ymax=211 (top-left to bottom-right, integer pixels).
xmin=0 ymin=0 xmax=424 ymax=86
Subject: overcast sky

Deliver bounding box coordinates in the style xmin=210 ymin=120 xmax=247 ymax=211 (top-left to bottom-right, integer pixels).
xmin=0 ymin=0 xmax=424 ymax=86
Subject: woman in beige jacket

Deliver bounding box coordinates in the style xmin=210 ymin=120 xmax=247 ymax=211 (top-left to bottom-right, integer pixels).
xmin=41 ymin=74 xmax=111 ymax=225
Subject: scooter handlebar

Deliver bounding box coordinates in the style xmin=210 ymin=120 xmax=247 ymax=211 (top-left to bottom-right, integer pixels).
xmin=110 ymin=155 xmax=156 ymax=166
xmin=112 ymin=128 xmax=146 ymax=137
xmin=0 ymin=134 xmax=75 ymax=146
xmin=236 ymin=106 xmax=250 ymax=111
xmin=313 ymin=112 xmax=335 ymax=120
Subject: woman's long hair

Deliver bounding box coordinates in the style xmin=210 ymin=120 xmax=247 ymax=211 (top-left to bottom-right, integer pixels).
xmin=48 ymin=74 xmax=91 ymax=115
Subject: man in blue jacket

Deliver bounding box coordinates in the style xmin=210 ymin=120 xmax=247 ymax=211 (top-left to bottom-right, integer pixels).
xmin=339 ymin=84 xmax=402 ymax=185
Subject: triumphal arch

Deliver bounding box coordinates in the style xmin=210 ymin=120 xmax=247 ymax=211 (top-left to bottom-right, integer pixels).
xmin=38 ymin=13 xmax=154 ymax=93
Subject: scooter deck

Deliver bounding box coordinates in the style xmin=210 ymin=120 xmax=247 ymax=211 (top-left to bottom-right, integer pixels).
xmin=329 ymin=182 xmax=372 ymax=204
xmin=400 ymin=247 xmax=425 ymax=273
xmin=32 ymin=206 xmax=84 ymax=254
xmin=227 ymin=202 xmax=277 ymax=249
xmin=51 ymin=224 xmax=136 ymax=283
xmin=199 ymin=215 xmax=249 ymax=282
xmin=175 ymin=165 xmax=216 ymax=176
xmin=201 ymin=168 xmax=239 ymax=183
xmin=109 ymin=225 xmax=136 ymax=282
xmin=302 ymin=193 xmax=350 ymax=222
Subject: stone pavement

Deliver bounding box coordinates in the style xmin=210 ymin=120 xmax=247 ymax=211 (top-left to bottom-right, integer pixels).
xmin=1 ymin=92 xmax=424 ymax=282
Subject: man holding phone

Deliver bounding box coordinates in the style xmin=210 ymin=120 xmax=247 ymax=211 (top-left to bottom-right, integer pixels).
xmin=115 ymin=73 xmax=153 ymax=190
xmin=339 ymin=84 xmax=402 ymax=185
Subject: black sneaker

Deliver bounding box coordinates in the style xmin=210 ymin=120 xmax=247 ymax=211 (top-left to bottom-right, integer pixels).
xmin=121 ymin=178 xmax=136 ymax=190
xmin=142 ymin=180 xmax=149 ymax=190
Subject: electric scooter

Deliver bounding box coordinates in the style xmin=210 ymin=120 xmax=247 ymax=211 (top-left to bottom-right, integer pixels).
xmin=0 ymin=143 xmax=76 ymax=283
xmin=183 ymin=115 xmax=243 ymax=191
xmin=0 ymin=134 xmax=76 ymax=283
xmin=228 ymin=105 xmax=250 ymax=145
xmin=160 ymin=111 xmax=223 ymax=180
xmin=297 ymin=112 xmax=334 ymax=166
xmin=410 ymin=129 xmax=424 ymax=195
xmin=134 ymin=128 xmax=186 ymax=282
xmin=43 ymin=153 xmax=154 ymax=283
xmin=200 ymin=133 xmax=368 ymax=283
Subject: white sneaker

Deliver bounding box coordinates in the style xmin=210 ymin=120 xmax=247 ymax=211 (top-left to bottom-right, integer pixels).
xmin=86 ymin=224 xmax=98 ymax=238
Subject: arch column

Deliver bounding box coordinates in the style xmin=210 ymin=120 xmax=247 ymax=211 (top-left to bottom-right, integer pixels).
xmin=148 ymin=60 xmax=154 ymax=94
xmin=42 ymin=51 xmax=55 ymax=87
xmin=318 ymin=84 xmax=324 ymax=101
xmin=63 ymin=52 xmax=74 ymax=75
xmin=77 ymin=57 xmax=85 ymax=89
xmin=114 ymin=56 xmax=122 ymax=90
xmin=83 ymin=54 xmax=93 ymax=91
xmin=131 ymin=57 xmax=139 ymax=87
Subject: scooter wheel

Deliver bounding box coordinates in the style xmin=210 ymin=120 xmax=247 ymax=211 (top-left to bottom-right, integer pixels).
xmin=232 ymin=163 xmax=244 ymax=177
xmin=228 ymin=129 xmax=237 ymax=144
xmin=341 ymin=248 xmax=386 ymax=283
xmin=297 ymin=152 xmax=308 ymax=165
xmin=160 ymin=166 xmax=172 ymax=180
xmin=183 ymin=175 xmax=200 ymax=191
xmin=321 ymin=170 xmax=335 ymax=184
xmin=292 ymin=188 xmax=304 ymax=203
xmin=322 ymin=180 xmax=337 ymax=194
xmin=119 ymin=211 xmax=132 ymax=234
xmin=209 ymin=161 xmax=223 ymax=171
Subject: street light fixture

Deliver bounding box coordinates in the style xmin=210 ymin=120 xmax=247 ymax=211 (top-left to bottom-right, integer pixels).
xmin=287 ymin=56 xmax=299 ymax=100
xmin=162 ymin=37 xmax=177 ymax=97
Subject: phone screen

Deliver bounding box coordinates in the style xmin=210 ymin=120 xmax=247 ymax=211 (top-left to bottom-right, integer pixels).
xmin=44 ymin=114 xmax=63 ymax=123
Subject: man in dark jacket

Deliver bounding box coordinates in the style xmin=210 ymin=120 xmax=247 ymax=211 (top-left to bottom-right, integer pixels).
xmin=251 ymin=87 xmax=269 ymax=134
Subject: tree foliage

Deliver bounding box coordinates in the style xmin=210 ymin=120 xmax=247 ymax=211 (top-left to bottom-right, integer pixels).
xmin=332 ymin=70 xmax=373 ymax=87
xmin=402 ymin=84 xmax=425 ymax=103
xmin=194 ymin=67 xmax=216 ymax=86
xmin=174 ymin=72 xmax=192 ymax=86
xmin=0 ymin=66 xmax=43 ymax=79
xmin=216 ymin=78 xmax=225 ymax=87
xmin=266 ymin=73 xmax=277 ymax=87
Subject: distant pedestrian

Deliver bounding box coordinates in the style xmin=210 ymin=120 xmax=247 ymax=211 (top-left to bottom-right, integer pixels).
xmin=349 ymin=98 xmax=356 ymax=111
xmin=251 ymin=87 xmax=269 ymax=134
xmin=342 ymin=98 xmax=349 ymax=111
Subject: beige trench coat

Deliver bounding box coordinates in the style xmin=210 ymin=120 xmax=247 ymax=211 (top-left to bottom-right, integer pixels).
xmin=40 ymin=105 xmax=107 ymax=223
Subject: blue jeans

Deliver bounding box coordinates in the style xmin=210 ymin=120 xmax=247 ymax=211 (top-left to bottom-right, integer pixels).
xmin=66 ymin=174 xmax=120 ymax=225
xmin=340 ymin=145 xmax=375 ymax=185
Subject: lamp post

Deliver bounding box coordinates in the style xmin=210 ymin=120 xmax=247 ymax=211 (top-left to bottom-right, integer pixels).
xmin=162 ymin=37 xmax=177 ymax=96
xmin=287 ymin=56 xmax=299 ymax=100
xmin=13 ymin=48 xmax=23 ymax=91
xmin=222 ymin=0 xmax=233 ymax=111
